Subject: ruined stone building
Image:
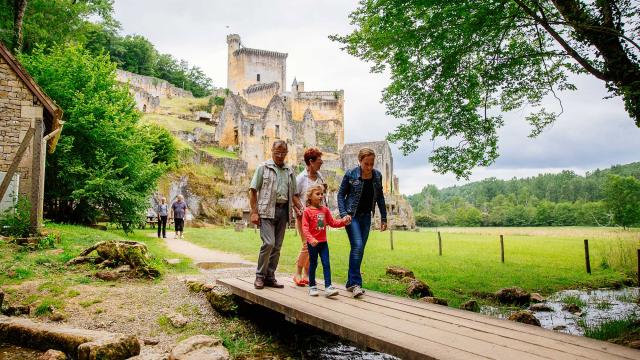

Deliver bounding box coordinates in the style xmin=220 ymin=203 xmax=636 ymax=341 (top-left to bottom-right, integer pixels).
xmin=116 ymin=69 xmax=193 ymax=113
xmin=216 ymin=34 xmax=344 ymax=170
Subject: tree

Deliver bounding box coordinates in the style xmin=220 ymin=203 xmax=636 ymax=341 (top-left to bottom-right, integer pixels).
xmin=603 ymin=174 xmax=640 ymax=229
xmin=331 ymin=0 xmax=640 ymax=177
xmin=19 ymin=44 xmax=166 ymax=230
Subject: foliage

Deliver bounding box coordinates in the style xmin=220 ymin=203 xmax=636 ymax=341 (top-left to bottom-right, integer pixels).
xmin=0 ymin=0 xmax=118 ymax=52
xmin=408 ymin=162 xmax=640 ymax=227
xmin=580 ymin=316 xmax=640 ymax=341
xmin=19 ymin=44 xmax=165 ymax=230
xmin=139 ymin=124 xmax=178 ymax=166
xmin=0 ymin=0 xmax=213 ymax=97
xmin=331 ymin=0 xmax=640 ymax=178
xmin=603 ymin=175 xmax=640 ymax=229
xmin=0 ymin=196 xmax=31 ymax=238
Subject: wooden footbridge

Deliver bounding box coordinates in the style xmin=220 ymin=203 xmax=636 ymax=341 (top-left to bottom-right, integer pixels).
xmin=218 ymin=277 xmax=639 ymax=360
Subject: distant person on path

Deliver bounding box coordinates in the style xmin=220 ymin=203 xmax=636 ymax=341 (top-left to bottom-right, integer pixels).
xmin=157 ymin=197 xmax=169 ymax=238
xmin=294 ymin=147 xmax=326 ymax=286
xmin=338 ymin=147 xmax=387 ymax=298
xmin=171 ymin=195 xmax=188 ymax=239
xmin=249 ymin=140 xmax=303 ymax=290
xmin=302 ymin=184 xmax=350 ymax=297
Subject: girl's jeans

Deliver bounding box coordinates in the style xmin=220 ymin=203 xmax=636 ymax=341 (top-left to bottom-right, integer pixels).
xmin=345 ymin=213 xmax=371 ymax=288
xmin=307 ymin=242 xmax=331 ymax=287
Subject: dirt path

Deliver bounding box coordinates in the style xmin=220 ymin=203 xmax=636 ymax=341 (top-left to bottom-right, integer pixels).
xmin=148 ymin=232 xmax=254 ymax=265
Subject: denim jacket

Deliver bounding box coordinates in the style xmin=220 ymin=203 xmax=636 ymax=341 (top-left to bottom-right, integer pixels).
xmin=337 ymin=167 xmax=387 ymax=222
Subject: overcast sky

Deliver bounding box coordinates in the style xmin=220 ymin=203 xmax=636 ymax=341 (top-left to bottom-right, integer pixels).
xmin=113 ymin=0 xmax=640 ymax=195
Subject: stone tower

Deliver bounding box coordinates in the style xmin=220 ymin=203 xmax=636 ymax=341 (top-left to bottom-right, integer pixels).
xmin=226 ymin=34 xmax=287 ymax=96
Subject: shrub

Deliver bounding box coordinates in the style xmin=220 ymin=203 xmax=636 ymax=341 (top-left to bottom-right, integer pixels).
xmin=0 ymin=196 xmax=32 ymax=238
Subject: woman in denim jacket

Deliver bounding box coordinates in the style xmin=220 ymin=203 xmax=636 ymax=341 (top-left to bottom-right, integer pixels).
xmin=337 ymin=148 xmax=387 ymax=298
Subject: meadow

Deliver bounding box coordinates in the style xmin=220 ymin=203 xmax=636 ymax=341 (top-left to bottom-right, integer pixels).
xmin=178 ymin=226 xmax=639 ymax=307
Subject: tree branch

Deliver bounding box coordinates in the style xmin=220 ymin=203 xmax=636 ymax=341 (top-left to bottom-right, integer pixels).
xmin=511 ymin=0 xmax=608 ymax=80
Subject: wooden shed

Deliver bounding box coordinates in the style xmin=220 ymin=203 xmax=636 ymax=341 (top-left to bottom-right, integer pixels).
xmin=0 ymin=41 xmax=63 ymax=232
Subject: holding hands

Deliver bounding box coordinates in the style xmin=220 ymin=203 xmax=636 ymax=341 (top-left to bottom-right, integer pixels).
xmin=380 ymin=222 xmax=387 ymax=232
xmin=342 ymin=215 xmax=352 ymax=225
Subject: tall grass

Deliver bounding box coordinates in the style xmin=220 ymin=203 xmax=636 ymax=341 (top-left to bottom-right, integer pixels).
xmin=580 ymin=316 xmax=639 ymax=340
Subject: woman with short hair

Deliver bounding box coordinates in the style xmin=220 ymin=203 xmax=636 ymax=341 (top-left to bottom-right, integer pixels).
xmin=337 ymin=148 xmax=387 ymax=298
xmin=293 ymin=147 xmax=326 ymax=286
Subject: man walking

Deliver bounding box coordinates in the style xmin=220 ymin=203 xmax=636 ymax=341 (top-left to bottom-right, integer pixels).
xmin=171 ymin=194 xmax=188 ymax=239
xmin=249 ymin=140 xmax=302 ymax=289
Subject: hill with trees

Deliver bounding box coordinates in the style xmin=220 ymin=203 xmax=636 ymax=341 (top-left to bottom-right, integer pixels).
xmin=408 ymin=162 xmax=640 ymax=228
xmin=0 ymin=0 xmax=213 ymax=97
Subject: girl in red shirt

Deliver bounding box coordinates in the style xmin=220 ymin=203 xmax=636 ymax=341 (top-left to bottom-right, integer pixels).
xmin=302 ymin=185 xmax=351 ymax=297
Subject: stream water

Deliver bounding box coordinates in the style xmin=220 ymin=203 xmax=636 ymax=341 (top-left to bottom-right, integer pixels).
xmin=481 ymin=287 xmax=640 ymax=335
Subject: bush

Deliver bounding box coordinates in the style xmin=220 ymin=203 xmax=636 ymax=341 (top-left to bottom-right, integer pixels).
xmin=0 ymin=196 xmax=32 ymax=238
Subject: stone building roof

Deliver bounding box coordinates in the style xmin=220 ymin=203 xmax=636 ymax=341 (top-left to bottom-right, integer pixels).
xmin=244 ymin=82 xmax=279 ymax=94
xmin=230 ymin=93 xmax=265 ymax=118
xmin=0 ymin=41 xmax=63 ymax=152
xmin=234 ymin=47 xmax=288 ymax=59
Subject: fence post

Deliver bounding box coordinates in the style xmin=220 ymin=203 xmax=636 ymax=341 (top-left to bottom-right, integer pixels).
xmin=390 ymin=230 xmax=394 ymax=250
xmin=584 ymin=239 xmax=591 ymax=274
xmin=500 ymin=235 xmax=504 ymax=263
xmin=637 ymin=249 xmax=640 ymax=286
xmin=438 ymin=231 xmax=442 ymax=256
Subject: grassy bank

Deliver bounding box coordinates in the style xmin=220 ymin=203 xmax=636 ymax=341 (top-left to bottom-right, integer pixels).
xmin=0 ymin=224 xmax=196 ymax=315
xmin=179 ymin=226 xmax=638 ymax=307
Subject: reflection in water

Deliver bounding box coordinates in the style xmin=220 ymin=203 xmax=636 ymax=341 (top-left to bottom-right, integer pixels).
xmin=307 ymin=343 xmax=400 ymax=360
xmin=482 ymin=287 xmax=640 ymax=335
xmin=0 ymin=343 xmax=44 ymax=359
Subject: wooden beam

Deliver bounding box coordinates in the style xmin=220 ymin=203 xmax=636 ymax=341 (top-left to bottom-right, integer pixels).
xmin=0 ymin=127 xmax=34 ymax=202
xmin=30 ymin=118 xmax=44 ymax=233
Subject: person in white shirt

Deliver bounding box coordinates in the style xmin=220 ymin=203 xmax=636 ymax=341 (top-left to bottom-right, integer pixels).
xmin=293 ymin=147 xmax=327 ymax=286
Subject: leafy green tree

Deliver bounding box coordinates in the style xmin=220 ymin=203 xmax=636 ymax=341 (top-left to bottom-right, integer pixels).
xmin=603 ymin=175 xmax=640 ymax=229
xmin=332 ymin=0 xmax=640 ymax=177
xmin=19 ymin=44 xmax=165 ymax=230
xmin=0 ymin=0 xmax=117 ymax=53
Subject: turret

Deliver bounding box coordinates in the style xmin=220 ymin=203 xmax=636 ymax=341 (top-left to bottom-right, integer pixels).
xmin=291 ymin=77 xmax=298 ymax=96
xmin=227 ymin=34 xmax=241 ymax=91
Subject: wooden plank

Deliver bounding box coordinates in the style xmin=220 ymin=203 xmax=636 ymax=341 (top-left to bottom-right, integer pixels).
xmin=222 ymin=277 xmax=638 ymax=360
xmin=0 ymin=127 xmax=34 ymax=201
xmin=30 ymin=118 xmax=44 ymax=232
xmin=220 ymin=277 xmax=488 ymax=360
xmin=328 ymin=283 xmax=639 ymax=359
xmin=251 ymin=279 xmax=551 ymax=360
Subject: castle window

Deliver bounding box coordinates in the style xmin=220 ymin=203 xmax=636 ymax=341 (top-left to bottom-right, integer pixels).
xmin=257 ymin=74 xmax=260 ymax=82
xmin=275 ymin=125 xmax=280 ymax=138
xmin=283 ymin=96 xmax=286 ymax=102
xmin=250 ymin=124 xmax=254 ymax=137
xmin=234 ymin=127 xmax=239 ymax=144
xmin=142 ymin=104 xmax=147 ymax=113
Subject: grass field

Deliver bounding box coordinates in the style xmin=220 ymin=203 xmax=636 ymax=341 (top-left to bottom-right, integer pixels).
xmin=177 ymin=226 xmax=639 ymax=307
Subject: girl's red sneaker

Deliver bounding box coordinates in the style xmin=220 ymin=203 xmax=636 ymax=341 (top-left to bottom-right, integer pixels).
xmin=301 ymin=279 xmax=309 ymax=285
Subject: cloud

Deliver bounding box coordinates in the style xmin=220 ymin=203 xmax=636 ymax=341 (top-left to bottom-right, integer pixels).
xmin=113 ymin=1 xmax=640 ymax=194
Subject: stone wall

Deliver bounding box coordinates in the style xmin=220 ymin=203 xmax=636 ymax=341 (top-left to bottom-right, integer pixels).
xmin=0 ymin=56 xmax=40 ymax=205
xmin=341 ymin=141 xmax=395 ymax=194
xmin=227 ymin=34 xmax=287 ymax=96
xmin=116 ymin=69 xmax=193 ymax=112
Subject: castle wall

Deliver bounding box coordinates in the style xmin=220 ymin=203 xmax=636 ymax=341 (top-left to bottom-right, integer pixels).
xmin=116 ymin=69 xmax=192 ymax=113
xmin=228 ymin=48 xmax=286 ymax=96
xmin=342 ymin=141 xmax=394 ymax=194
xmin=243 ymin=83 xmax=279 ymax=108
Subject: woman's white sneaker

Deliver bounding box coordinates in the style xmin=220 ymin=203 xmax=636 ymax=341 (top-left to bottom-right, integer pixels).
xmin=309 ymin=286 xmax=319 ymax=296
xmin=324 ymin=285 xmax=339 ymax=297
xmin=352 ymin=285 xmax=364 ymax=298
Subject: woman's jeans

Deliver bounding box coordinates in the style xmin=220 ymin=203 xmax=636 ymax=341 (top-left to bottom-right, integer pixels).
xmin=157 ymin=216 xmax=168 ymax=238
xmin=307 ymin=242 xmax=331 ymax=287
xmin=345 ymin=213 xmax=371 ymax=288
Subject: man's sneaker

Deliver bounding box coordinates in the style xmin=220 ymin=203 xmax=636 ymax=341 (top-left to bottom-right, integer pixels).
xmin=352 ymin=285 xmax=364 ymax=298
xmin=324 ymin=285 xmax=339 ymax=297
xmin=309 ymin=286 xmax=319 ymax=297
